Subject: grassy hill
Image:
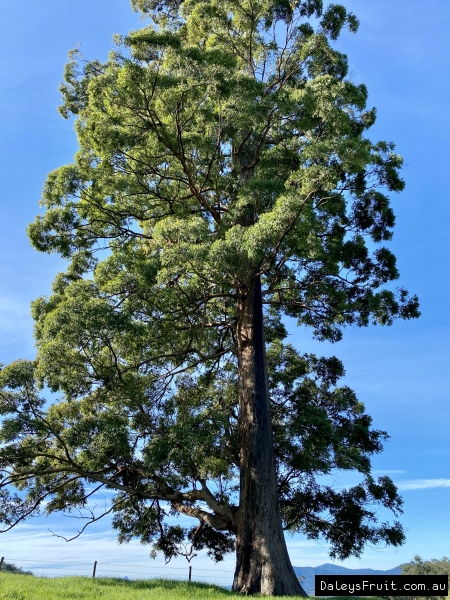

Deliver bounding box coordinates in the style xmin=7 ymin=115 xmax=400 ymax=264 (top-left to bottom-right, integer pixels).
xmin=0 ymin=573 xmax=379 ymax=600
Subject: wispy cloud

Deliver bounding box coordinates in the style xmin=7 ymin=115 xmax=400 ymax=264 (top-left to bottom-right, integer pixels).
xmin=286 ymin=540 xmax=322 ymax=549
xmin=396 ymin=479 xmax=450 ymax=491
xmin=1 ymin=524 xmax=235 ymax=582
xmin=372 ymin=470 xmax=407 ymax=475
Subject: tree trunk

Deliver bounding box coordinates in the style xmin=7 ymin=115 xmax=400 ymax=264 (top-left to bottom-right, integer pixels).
xmin=233 ymin=275 xmax=307 ymax=596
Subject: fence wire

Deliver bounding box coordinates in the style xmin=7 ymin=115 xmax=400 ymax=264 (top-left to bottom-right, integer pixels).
xmin=0 ymin=556 xmax=235 ymax=585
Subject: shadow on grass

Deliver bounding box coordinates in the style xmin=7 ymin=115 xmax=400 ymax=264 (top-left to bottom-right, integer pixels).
xmin=92 ymin=579 xmax=378 ymax=599
xmin=0 ymin=573 xmax=381 ymax=599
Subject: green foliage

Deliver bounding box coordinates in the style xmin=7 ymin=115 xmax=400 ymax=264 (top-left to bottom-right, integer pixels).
xmin=385 ymin=556 xmax=450 ymax=600
xmin=0 ymin=344 xmax=405 ymax=561
xmin=0 ymin=561 xmax=33 ymax=575
xmin=400 ymin=555 xmax=450 ymax=577
xmin=1 ymin=0 xmax=416 ymax=568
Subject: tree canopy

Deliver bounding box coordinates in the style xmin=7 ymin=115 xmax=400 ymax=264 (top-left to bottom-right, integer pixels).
xmin=386 ymin=556 xmax=450 ymax=600
xmin=0 ymin=0 xmax=418 ymax=595
xmin=0 ymin=349 xmax=404 ymax=556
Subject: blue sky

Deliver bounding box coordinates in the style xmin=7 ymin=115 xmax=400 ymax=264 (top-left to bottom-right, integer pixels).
xmin=0 ymin=0 xmax=449 ymax=585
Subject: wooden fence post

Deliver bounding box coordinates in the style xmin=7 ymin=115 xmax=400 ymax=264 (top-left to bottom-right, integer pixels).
xmin=188 ymin=565 xmax=192 ymax=582
xmin=92 ymin=561 xmax=97 ymax=578
xmin=0 ymin=557 xmax=4 ymax=571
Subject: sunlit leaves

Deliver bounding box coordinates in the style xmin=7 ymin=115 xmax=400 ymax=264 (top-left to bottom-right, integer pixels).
xmin=0 ymin=0 xmax=417 ymax=565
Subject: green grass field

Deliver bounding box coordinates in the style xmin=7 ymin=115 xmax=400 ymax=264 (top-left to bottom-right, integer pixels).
xmin=0 ymin=574 xmax=229 ymax=599
xmin=0 ymin=573 xmax=380 ymax=600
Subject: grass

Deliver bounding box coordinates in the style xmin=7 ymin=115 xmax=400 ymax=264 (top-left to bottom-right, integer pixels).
xmin=0 ymin=574 xmax=230 ymax=600
xmin=0 ymin=573 xmax=381 ymax=600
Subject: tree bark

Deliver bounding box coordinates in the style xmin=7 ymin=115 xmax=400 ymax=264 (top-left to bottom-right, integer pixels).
xmin=233 ymin=275 xmax=307 ymax=596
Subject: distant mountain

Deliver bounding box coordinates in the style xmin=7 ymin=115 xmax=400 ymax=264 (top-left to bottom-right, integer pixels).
xmin=293 ymin=563 xmax=402 ymax=596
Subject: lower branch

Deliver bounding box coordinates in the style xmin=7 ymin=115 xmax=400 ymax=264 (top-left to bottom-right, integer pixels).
xmin=171 ymin=501 xmax=231 ymax=531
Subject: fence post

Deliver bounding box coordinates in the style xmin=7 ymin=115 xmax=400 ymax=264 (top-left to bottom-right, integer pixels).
xmin=0 ymin=557 xmax=4 ymax=571
xmin=188 ymin=565 xmax=192 ymax=582
xmin=92 ymin=561 xmax=97 ymax=578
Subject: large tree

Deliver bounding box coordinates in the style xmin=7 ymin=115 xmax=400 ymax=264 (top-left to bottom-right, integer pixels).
xmin=0 ymin=0 xmax=418 ymax=595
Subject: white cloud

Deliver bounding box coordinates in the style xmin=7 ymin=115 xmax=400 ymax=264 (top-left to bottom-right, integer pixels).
xmin=0 ymin=522 xmax=235 ymax=585
xmin=396 ymin=479 xmax=450 ymax=491
xmin=372 ymin=470 xmax=407 ymax=475
xmin=285 ymin=540 xmax=322 ymax=549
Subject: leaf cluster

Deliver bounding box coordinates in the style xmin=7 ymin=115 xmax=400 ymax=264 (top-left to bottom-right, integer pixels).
xmin=1 ymin=337 xmax=404 ymax=562
xmin=386 ymin=556 xmax=450 ymax=600
xmin=0 ymin=561 xmax=33 ymax=575
xmin=1 ymin=0 xmax=416 ymax=566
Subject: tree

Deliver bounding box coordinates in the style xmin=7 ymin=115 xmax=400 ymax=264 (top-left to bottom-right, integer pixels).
xmin=0 ymin=560 xmax=33 ymax=575
xmin=386 ymin=556 xmax=450 ymax=600
xmin=0 ymin=0 xmax=418 ymax=595
xmin=400 ymin=556 xmax=450 ymax=578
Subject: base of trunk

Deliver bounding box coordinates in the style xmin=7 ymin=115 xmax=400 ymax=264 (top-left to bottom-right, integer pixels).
xmin=232 ymin=533 xmax=308 ymax=596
